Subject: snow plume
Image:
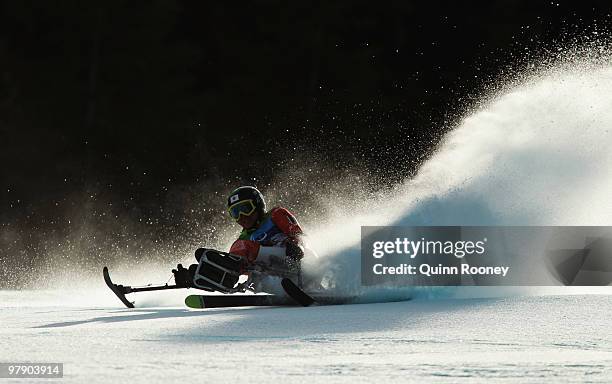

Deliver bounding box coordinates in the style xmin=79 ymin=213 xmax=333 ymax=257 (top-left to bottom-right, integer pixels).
xmin=305 ymin=55 xmax=612 ymax=300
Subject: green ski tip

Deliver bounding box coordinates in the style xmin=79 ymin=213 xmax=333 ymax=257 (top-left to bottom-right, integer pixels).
xmin=185 ymin=295 xmax=205 ymax=309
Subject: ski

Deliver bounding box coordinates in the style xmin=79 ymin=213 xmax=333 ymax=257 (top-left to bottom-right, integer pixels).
xmin=184 ymin=291 xmax=362 ymax=309
xmin=281 ymin=278 xmax=315 ymax=306
xmin=280 ymin=278 xmax=361 ymax=306
xmin=184 ymin=294 xmax=295 ymax=308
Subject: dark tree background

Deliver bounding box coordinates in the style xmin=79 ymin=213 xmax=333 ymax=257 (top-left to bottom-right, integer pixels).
xmin=0 ymin=1 xmax=610 ymax=287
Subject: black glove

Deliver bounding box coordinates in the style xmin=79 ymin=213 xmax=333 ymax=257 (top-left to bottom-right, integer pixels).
xmin=172 ymin=263 xmax=196 ymax=288
xmin=285 ymin=241 xmax=304 ymax=261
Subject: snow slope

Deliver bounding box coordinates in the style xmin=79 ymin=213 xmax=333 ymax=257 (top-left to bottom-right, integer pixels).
xmin=1 ymin=291 xmax=611 ymax=383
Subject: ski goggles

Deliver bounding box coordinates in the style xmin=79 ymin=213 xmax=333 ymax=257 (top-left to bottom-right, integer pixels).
xmin=228 ymin=199 xmax=257 ymax=220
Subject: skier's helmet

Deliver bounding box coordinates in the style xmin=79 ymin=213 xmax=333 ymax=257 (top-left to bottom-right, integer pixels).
xmin=227 ymin=186 xmax=266 ymax=220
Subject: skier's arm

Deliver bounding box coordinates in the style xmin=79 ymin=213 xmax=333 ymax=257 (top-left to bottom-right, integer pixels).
xmin=270 ymin=207 xmax=303 ymax=240
xmin=229 ymin=239 xmax=301 ymax=264
xmin=229 ymin=239 xmax=260 ymax=264
xmin=270 ymin=207 xmax=304 ymax=260
xmin=229 ymin=207 xmax=303 ymax=265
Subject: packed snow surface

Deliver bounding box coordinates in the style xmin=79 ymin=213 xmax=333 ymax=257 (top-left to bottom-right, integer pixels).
xmin=1 ymin=291 xmax=611 ymax=383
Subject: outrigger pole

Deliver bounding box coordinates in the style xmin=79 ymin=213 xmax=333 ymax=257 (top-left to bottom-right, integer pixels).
xmin=103 ymin=266 xmax=185 ymax=308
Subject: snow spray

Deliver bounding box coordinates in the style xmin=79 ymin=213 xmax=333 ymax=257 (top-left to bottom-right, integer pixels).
xmin=305 ymin=53 xmax=612 ymax=300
